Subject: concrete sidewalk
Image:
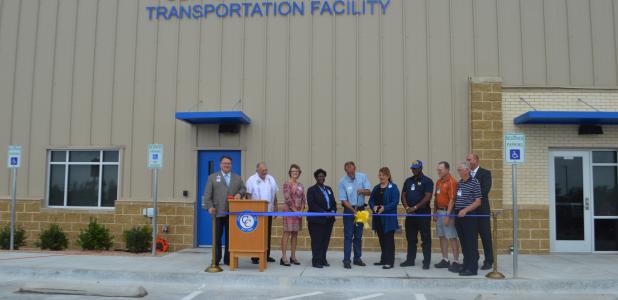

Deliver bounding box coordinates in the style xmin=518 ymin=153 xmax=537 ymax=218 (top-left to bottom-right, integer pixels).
xmin=0 ymin=249 xmax=617 ymax=294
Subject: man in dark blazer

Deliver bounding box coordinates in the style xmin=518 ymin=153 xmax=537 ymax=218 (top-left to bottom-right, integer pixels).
xmin=466 ymin=153 xmax=493 ymax=270
xmin=202 ymin=155 xmax=246 ymax=266
xmin=306 ymin=169 xmax=337 ymax=269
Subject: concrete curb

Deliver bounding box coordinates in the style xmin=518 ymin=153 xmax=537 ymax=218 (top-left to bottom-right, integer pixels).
xmin=1 ymin=266 xmax=617 ymax=294
xmin=18 ymin=282 xmax=147 ymax=298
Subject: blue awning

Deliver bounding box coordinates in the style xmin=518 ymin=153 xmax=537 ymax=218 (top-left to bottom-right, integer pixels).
xmin=514 ymin=111 xmax=618 ymax=125
xmin=175 ymin=111 xmax=252 ymax=125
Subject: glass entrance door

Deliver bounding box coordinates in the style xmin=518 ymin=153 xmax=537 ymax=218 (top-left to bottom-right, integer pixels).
xmin=549 ymin=151 xmax=592 ymax=252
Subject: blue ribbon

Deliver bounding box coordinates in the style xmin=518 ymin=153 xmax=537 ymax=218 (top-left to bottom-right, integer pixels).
xmin=224 ymin=211 xmax=490 ymax=218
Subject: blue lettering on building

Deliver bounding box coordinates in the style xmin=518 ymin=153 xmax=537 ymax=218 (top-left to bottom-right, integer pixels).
xmin=146 ymin=0 xmax=391 ymax=21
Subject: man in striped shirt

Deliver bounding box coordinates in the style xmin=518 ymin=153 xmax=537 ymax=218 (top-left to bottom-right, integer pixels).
xmin=454 ymin=161 xmax=482 ymax=276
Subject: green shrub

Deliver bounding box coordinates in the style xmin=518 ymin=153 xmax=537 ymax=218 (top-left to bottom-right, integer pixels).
xmin=0 ymin=224 xmax=27 ymax=250
xmin=36 ymin=224 xmax=68 ymax=251
xmin=77 ymin=218 xmax=114 ymax=250
xmin=123 ymin=226 xmax=152 ymax=253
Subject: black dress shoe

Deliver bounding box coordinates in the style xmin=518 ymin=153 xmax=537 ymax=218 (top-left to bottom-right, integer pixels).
xmin=280 ymin=258 xmax=291 ymax=266
xmin=448 ymin=262 xmax=463 ymax=273
xmin=400 ymin=260 xmax=415 ymax=267
xmin=459 ymin=269 xmax=478 ymax=276
xmin=343 ymin=262 xmax=351 ymax=269
xmin=251 ymin=258 xmax=259 ymax=264
xmin=422 ymin=264 xmax=430 ymax=270
xmin=481 ymin=262 xmax=493 ymax=270
xmin=353 ymin=260 xmax=366 ymax=267
xmin=267 ymin=257 xmax=276 ymax=263
xmin=312 ymin=263 xmax=323 ymax=269
xmin=374 ymin=261 xmax=385 ymax=266
xmin=382 ymin=265 xmax=393 ymax=269
xmin=290 ymin=258 xmax=301 ymax=265
xmin=322 ymin=260 xmax=330 ymax=267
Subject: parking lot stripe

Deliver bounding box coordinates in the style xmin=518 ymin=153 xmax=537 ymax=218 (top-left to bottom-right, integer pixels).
xmin=272 ymin=291 xmax=324 ymax=300
xmin=348 ymin=293 xmax=384 ymax=300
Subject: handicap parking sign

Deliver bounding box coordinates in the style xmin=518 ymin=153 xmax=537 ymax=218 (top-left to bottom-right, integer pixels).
xmin=504 ymin=133 xmax=525 ymax=164
xmin=147 ymin=144 xmax=164 ymax=169
xmin=7 ymin=145 xmax=21 ymax=168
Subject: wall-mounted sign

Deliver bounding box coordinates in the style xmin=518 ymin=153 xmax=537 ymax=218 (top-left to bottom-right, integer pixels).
xmin=147 ymin=0 xmax=392 ymax=21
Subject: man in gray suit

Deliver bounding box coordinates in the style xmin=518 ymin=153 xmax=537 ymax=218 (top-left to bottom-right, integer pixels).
xmin=203 ymin=155 xmax=246 ymax=266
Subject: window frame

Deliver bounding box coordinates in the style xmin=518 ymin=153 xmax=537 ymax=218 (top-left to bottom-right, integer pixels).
xmin=45 ymin=149 xmax=122 ymax=209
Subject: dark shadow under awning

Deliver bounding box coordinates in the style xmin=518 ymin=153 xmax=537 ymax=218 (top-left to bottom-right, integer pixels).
xmin=175 ymin=111 xmax=252 ymax=125
xmin=514 ymin=111 xmax=618 ymax=125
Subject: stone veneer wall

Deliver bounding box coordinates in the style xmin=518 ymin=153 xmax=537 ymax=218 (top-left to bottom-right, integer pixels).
xmin=0 ymin=199 xmax=194 ymax=252
xmin=469 ymin=77 xmax=549 ymax=254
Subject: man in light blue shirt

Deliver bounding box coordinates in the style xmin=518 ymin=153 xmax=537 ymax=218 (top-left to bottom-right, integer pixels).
xmin=338 ymin=161 xmax=371 ymax=269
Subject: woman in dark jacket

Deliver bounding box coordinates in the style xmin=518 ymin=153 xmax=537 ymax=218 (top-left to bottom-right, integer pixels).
xmin=369 ymin=167 xmax=400 ymax=269
xmin=306 ymin=169 xmax=337 ymax=268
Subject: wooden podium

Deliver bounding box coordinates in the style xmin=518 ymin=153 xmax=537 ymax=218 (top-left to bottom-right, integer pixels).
xmin=228 ymin=199 xmax=269 ymax=272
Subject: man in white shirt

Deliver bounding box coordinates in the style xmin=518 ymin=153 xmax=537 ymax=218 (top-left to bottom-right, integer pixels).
xmin=246 ymin=162 xmax=279 ymax=264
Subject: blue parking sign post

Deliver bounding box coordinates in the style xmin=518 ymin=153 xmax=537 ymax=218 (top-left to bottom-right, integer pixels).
xmin=147 ymin=144 xmax=163 ymax=256
xmin=7 ymin=145 xmax=21 ymax=251
xmin=504 ymin=133 xmax=525 ymax=278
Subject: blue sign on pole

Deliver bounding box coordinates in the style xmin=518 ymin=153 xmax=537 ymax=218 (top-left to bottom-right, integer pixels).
xmin=504 ymin=133 xmax=525 ymax=165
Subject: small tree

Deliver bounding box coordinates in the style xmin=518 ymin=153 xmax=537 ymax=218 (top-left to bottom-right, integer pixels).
xmin=77 ymin=218 xmax=114 ymax=250
xmin=36 ymin=224 xmax=68 ymax=251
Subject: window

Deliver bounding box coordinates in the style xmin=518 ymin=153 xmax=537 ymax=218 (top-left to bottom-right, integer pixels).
xmin=47 ymin=150 xmax=120 ymax=208
xmin=592 ymin=151 xmax=618 ymax=251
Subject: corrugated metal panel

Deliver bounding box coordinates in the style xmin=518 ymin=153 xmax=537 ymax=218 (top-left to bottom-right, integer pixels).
xmin=29 ymin=0 xmax=58 ymax=197
xmin=3 ymin=0 xmax=618 ymax=199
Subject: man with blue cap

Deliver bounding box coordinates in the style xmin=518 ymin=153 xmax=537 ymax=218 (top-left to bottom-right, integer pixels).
xmin=400 ymin=160 xmax=434 ymax=269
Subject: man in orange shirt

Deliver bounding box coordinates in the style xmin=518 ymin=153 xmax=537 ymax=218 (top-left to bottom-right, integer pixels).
xmin=432 ymin=161 xmax=461 ymax=271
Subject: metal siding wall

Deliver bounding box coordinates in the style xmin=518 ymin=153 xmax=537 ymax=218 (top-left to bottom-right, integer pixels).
xmin=0 ymin=0 xmax=20 ymax=196
xmin=334 ymin=2 xmax=357 ymax=181
xmin=5 ymin=0 xmax=618 ymax=198
xmin=544 ymin=0 xmax=571 ymax=86
xmin=497 ymin=0 xmax=523 ymax=86
xmin=174 ymin=5 xmax=201 ymax=203
xmin=428 ymin=0 xmax=453 ymax=181
xmin=451 ymin=0 xmax=476 ymax=164
xmin=357 ymin=7 xmax=381 ymax=184
xmin=153 ymin=3 xmax=179 ymax=200
xmin=91 ymin=0 xmax=117 ymax=146
xmin=70 ymin=0 xmax=97 ymax=146
xmin=311 ymin=12 xmax=335 ymax=182
xmin=287 ymin=0 xmax=311 ymax=182
xmin=264 ymin=13 xmax=288 ymax=181
xmin=130 ymin=0 xmax=158 ymax=199
xmin=30 ymin=0 xmax=58 ymax=197
xmin=49 ymin=0 xmax=76 ymax=147
xmin=382 ymin=0 xmax=405 ymax=182
xmin=521 ymin=0 xmax=547 ymax=85
xmin=590 ymin=0 xmax=618 ymax=87
xmin=112 ymin=0 xmax=139 ymax=198
xmin=474 ymin=0 xmax=500 ymax=76
xmin=566 ymin=0 xmax=594 ymax=86
xmin=11 ymin=0 xmax=38 ymax=196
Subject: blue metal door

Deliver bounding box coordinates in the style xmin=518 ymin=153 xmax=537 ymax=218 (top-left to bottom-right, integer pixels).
xmin=197 ymin=150 xmax=241 ymax=246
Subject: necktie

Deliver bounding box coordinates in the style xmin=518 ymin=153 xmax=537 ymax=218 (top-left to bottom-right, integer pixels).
xmin=224 ymin=174 xmax=230 ymax=186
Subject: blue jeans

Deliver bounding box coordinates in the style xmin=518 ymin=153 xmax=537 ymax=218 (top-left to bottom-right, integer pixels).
xmin=343 ymin=208 xmax=364 ymax=263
